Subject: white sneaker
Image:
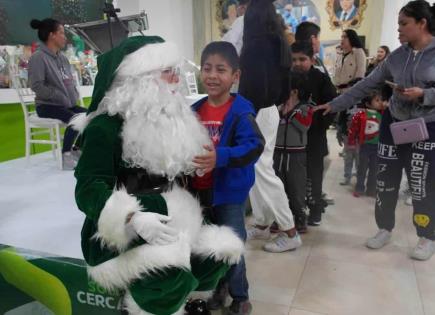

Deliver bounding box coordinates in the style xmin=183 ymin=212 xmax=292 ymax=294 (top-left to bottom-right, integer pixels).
xmin=366 ymin=229 xmax=392 ymax=249
xmin=411 ymin=237 xmax=435 ymax=261
xmin=70 ymin=149 xmax=82 ymax=162
xmin=247 ymin=226 xmax=271 ymax=240
xmin=263 ymin=232 xmax=302 ymax=253
xmin=62 ymin=152 xmax=77 ymax=171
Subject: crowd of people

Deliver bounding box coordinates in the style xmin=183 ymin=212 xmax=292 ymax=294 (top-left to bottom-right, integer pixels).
xmin=25 ymin=0 xmax=435 ymax=314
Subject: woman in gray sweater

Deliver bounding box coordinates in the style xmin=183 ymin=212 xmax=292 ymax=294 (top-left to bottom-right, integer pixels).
xmin=28 ymin=18 xmax=86 ymax=170
xmin=317 ymin=0 xmax=435 ymax=261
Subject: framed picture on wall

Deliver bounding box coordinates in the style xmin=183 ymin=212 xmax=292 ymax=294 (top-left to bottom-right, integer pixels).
xmin=326 ymin=0 xmax=367 ymax=30
xmin=216 ymin=0 xmax=245 ymax=36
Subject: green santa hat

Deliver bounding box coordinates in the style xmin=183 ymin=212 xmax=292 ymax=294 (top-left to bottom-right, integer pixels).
xmin=71 ymin=35 xmax=180 ymax=131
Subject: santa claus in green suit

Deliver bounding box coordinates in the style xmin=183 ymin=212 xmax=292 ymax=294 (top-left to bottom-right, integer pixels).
xmin=72 ymin=36 xmax=244 ymax=315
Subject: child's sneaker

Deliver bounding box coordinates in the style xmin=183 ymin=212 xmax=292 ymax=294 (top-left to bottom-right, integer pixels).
xmin=366 ymin=229 xmax=392 ymax=249
xmin=307 ymin=213 xmax=321 ymax=226
xmin=340 ymin=178 xmax=351 ymax=185
xmin=353 ymin=191 xmax=361 ymax=198
xmin=263 ymin=232 xmax=302 ymax=253
xmin=247 ymin=226 xmax=271 ymax=240
xmin=410 ymin=237 xmax=435 ymax=261
xmin=225 ymin=300 xmax=252 ymax=315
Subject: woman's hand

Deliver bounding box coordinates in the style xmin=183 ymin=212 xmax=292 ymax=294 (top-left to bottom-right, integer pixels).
xmin=314 ymin=103 xmax=332 ymax=115
xmin=399 ymin=87 xmax=424 ymax=101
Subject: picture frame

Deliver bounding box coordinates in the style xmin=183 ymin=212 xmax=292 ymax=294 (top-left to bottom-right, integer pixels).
xmin=216 ymin=0 xmax=241 ymax=37
xmin=326 ymin=0 xmax=367 ymax=30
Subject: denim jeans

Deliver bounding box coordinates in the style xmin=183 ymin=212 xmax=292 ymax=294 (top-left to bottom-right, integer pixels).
xmin=209 ymin=203 xmax=249 ymax=302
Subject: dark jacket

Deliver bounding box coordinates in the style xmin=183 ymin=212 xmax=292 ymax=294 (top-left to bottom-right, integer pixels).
xmin=239 ymin=34 xmax=291 ymax=112
xmin=192 ymin=94 xmax=265 ymax=205
xmin=305 ymin=67 xmax=337 ymax=156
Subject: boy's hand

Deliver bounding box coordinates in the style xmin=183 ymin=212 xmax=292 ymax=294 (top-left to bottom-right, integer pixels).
xmin=314 ymin=103 xmax=332 ymax=115
xmin=193 ymin=144 xmax=216 ymax=174
xmin=282 ymin=98 xmax=296 ymax=115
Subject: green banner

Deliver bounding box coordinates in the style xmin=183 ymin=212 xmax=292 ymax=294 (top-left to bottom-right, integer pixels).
xmin=0 ymin=244 xmax=123 ymax=315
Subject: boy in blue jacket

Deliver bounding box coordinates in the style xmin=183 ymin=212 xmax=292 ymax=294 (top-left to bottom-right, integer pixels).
xmin=191 ymin=41 xmax=264 ymax=315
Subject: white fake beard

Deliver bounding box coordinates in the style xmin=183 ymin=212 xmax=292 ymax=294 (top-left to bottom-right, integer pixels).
xmin=101 ymin=74 xmax=211 ymax=180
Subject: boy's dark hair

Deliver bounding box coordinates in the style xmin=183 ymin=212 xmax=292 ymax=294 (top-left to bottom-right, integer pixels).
xmin=361 ymin=90 xmax=381 ymax=108
xmin=343 ymin=29 xmax=363 ymax=49
xmin=30 ymin=18 xmax=62 ymax=43
xmin=289 ymin=71 xmax=311 ymax=103
xmin=295 ymin=21 xmax=320 ymax=41
xmin=200 ymin=41 xmax=239 ymax=71
xmin=400 ymin=0 xmax=435 ymax=35
xmin=291 ymin=41 xmax=314 ymax=58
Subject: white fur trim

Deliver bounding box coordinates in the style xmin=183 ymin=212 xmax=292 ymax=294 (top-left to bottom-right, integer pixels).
xmin=192 ymin=225 xmax=244 ymax=265
xmin=94 ymin=188 xmax=142 ymax=252
xmin=117 ymin=42 xmax=181 ymax=78
xmin=162 ymin=186 xmax=203 ymax=245
xmin=88 ymin=233 xmax=191 ymax=291
xmin=69 ymin=112 xmax=90 ymax=134
xmin=124 ymin=291 xmax=185 ymax=315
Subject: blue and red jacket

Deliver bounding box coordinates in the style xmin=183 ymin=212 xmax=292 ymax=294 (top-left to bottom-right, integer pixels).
xmin=192 ymin=94 xmax=265 ymax=205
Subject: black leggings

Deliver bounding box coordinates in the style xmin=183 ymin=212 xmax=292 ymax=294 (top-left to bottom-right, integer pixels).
xmin=36 ymin=104 xmax=87 ymax=153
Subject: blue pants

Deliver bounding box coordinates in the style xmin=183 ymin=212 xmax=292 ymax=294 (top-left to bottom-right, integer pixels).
xmin=209 ymin=203 xmax=249 ymax=302
xmin=36 ymin=104 xmax=87 ymax=153
xmin=376 ymin=109 xmax=435 ymax=240
xmin=355 ymin=143 xmax=377 ymax=195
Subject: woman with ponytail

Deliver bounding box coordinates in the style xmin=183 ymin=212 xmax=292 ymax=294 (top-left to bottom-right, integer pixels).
xmin=28 ymin=18 xmax=86 ymax=170
xmin=316 ymin=0 xmax=435 ymax=261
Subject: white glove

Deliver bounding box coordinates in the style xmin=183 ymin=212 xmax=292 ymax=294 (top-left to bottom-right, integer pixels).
xmin=128 ymin=212 xmax=179 ymax=245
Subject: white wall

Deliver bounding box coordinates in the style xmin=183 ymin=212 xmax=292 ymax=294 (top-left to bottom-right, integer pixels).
xmin=113 ymin=0 xmax=140 ymax=16
xmin=116 ymin=0 xmax=194 ymax=60
xmin=379 ymin=0 xmax=409 ymax=52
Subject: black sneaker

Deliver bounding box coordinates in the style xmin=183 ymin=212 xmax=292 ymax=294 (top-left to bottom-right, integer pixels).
xmin=185 ymin=299 xmax=210 ymax=315
xmin=225 ymin=300 xmax=253 ymax=315
xmin=207 ymin=283 xmax=228 ymax=310
xmin=308 ymin=214 xmax=321 ymax=226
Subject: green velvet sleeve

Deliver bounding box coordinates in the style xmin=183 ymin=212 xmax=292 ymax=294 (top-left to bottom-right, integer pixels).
xmin=74 ymin=116 xmax=167 ymax=222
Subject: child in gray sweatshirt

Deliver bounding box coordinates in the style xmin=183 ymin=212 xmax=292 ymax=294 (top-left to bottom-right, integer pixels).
xmin=274 ymin=72 xmax=314 ymax=233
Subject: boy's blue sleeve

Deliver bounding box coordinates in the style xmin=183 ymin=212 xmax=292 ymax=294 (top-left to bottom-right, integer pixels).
xmin=215 ymin=113 xmax=265 ymax=168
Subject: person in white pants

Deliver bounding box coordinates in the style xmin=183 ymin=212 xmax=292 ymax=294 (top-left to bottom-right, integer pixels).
xmin=248 ymin=105 xmax=302 ymax=252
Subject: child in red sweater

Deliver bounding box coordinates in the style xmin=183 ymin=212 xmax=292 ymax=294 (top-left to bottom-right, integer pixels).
xmin=348 ymin=91 xmax=384 ymax=197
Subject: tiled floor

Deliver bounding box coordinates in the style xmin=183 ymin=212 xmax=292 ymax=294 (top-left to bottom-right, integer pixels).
xmin=211 ymin=132 xmax=433 ymax=315
xmin=0 ymin=131 xmax=434 ymax=315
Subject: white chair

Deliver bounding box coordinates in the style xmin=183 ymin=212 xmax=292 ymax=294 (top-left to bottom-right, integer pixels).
xmin=12 ymin=77 xmax=65 ymax=169
xmin=183 ymin=59 xmax=200 ymax=96
xmin=184 ymin=71 xmax=199 ymax=95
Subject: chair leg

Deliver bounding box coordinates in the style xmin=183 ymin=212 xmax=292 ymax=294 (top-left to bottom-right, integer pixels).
xmin=50 ymin=127 xmax=56 ymax=159
xmin=55 ymin=124 xmax=63 ymax=170
xmin=25 ymin=127 xmax=31 ymax=166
